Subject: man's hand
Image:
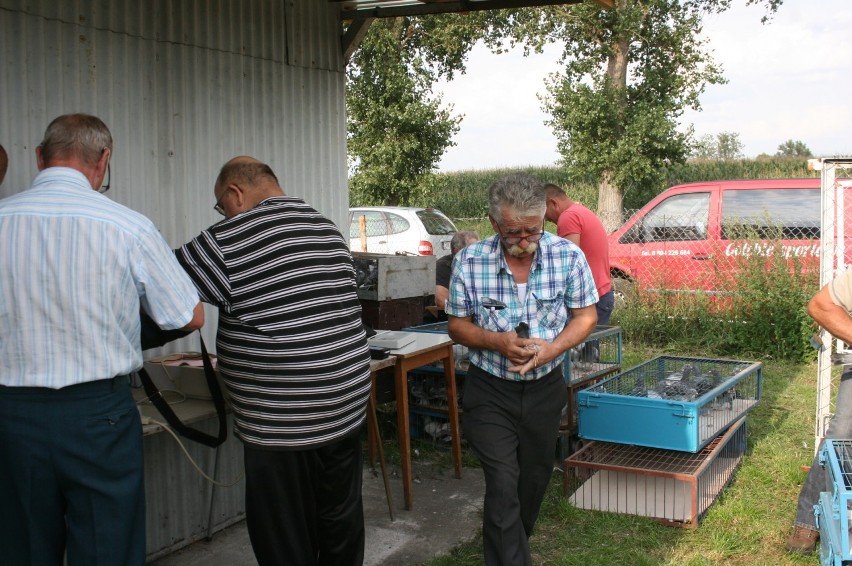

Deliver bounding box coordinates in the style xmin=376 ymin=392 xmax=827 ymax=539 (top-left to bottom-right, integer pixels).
xmin=508 ymin=338 xmax=551 ymax=375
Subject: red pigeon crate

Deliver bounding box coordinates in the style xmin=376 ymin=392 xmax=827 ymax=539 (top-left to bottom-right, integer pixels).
xmin=563 ymin=417 xmax=747 ymax=528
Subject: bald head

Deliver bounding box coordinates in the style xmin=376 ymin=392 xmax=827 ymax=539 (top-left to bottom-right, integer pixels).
xmin=213 ymin=156 xmax=284 ymax=218
xmin=224 ymin=155 xmax=262 ymax=167
xmin=215 ymin=158 xmax=280 ymax=193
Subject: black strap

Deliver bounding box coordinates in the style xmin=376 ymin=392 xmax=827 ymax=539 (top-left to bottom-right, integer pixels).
xmin=136 ymin=333 xmax=227 ymax=448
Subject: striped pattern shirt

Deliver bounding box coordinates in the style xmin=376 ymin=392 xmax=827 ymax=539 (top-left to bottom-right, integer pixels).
xmin=0 ymin=168 xmax=200 ymax=388
xmin=175 ymin=196 xmax=371 ymax=449
xmin=444 ymin=232 xmax=598 ymax=381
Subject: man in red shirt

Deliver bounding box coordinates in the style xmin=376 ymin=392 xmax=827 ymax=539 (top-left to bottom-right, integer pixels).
xmin=544 ymin=183 xmax=614 ymax=325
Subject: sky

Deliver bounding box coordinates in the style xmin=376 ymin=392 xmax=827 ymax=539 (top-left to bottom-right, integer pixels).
xmin=433 ymin=0 xmax=852 ymax=172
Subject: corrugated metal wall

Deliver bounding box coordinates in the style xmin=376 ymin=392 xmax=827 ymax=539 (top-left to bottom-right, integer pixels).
xmin=0 ymin=0 xmax=349 ymax=348
xmin=143 ymin=415 xmax=246 ymax=560
xmin=0 ymin=0 xmax=351 ymax=556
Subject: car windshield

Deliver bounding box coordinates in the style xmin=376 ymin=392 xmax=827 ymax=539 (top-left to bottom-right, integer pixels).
xmin=416 ymin=210 xmax=457 ymax=235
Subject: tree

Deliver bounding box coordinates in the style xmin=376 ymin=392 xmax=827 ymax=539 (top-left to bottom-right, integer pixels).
xmin=776 ymin=139 xmax=813 ymax=158
xmin=347 ymin=21 xmax=456 ymax=206
xmin=346 ymin=16 xmax=511 ymax=206
xmin=690 ymin=131 xmax=745 ymax=160
xmin=532 ymin=0 xmax=782 ymax=229
xmin=692 ymin=134 xmax=719 ymax=161
xmin=345 ymin=2 xmax=784 ymax=215
xmin=716 ymin=131 xmax=745 ymax=160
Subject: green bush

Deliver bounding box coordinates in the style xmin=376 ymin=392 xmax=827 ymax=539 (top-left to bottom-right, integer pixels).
xmin=611 ymin=236 xmax=818 ymax=362
xmin=718 ymin=240 xmax=818 ymax=361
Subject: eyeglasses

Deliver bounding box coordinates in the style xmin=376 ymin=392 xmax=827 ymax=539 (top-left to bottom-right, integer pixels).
xmin=98 ymin=163 xmax=111 ymax=194
xmin=213 ymin=190 xmax=227 ymax=216
xmin=495 ymin=225 xmax=544 ymax=246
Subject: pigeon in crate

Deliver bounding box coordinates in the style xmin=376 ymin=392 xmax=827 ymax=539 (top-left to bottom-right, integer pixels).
xmin=693 ymin=373 xmax=717 ymax=397
xmin=656 ymin=379 xmax=698 ymax=402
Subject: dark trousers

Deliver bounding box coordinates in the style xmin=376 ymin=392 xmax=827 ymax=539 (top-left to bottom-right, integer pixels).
xmin=463 ymin=365 xmax=567 ymax=566
xmin=795 ymin=368 xmax=852 ymax=529
xmin=244 ymin=430 xmax=366 ymax=566
xmin=596 ymin=289 xmax=615 ymax=326
xmin=0 ymin=376 xmax=145 ymax=566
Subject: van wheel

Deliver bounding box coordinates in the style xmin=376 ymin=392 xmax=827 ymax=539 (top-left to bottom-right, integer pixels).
xmin=612 ymin=277 xmax=635 ymax=309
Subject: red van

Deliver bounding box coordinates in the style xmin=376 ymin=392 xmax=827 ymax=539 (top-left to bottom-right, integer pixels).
xmin=607 ymin=179 xmax=850 ymax=304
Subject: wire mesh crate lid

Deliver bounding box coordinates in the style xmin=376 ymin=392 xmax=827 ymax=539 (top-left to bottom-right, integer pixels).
xmin=821 ymin=439 xmax=852 ymax=491
xmin=586 ymin=355 xmax=762 ymax=403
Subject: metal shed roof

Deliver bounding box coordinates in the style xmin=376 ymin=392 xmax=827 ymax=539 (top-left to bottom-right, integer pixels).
xmin=334 ymin=0 xmax=612 ymax=19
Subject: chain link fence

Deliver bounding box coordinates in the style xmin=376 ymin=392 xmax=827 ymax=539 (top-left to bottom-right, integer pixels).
xmin=813 ymin=160 xmax=852 ymax=448
xmin=348 ymin=208 xmax=456 ymax=256
xmin=607 ymin=182 xmax=828 ymax=307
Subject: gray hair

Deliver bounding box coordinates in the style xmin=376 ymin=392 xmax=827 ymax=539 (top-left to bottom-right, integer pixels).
xmin=450 ymin=230 xmax=479 ymax=254
xmin=39 ymin=114 xmax=113 ymax=167
xmin=488 ymin=173 xmax=547 ymax=224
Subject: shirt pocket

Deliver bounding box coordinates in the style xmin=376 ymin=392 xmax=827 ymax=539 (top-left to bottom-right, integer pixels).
xmin=478 ymin=305 xmax=513 ymax=333
xmin=535 ymin=293 xmax=567 ymax=329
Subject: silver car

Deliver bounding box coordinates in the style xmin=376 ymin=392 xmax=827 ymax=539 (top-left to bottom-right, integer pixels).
xmin=348 ymin=206 xmax=458 ymax=256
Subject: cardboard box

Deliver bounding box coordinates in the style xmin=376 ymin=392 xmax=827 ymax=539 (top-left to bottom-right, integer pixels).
xmin=352 ymin=252 xmax=436 ymax=301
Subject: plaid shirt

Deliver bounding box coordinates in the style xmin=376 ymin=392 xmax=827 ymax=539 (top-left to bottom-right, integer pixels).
xmin=445 ymin=232 xmax=598 ymax=382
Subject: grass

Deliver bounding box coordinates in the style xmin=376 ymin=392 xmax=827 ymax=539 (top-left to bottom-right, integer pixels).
xmin=401 ymin=216 xmax=825 ymax=563
xmin=404 ymin=344 xmax=826 ymax=566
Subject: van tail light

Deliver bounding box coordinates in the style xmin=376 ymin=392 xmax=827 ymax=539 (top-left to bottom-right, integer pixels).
xmin=417 ymin=241 xmax=434 ymax=255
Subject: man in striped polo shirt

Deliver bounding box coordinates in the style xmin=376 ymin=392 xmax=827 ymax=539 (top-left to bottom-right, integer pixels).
xmin=176 ymin=157 xmax=371 ymax=566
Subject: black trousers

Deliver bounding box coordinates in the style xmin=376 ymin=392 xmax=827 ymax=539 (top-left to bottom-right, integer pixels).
xmin=244 ymin=430 xmax=365 ymax=566
xmin=463 ymin=365 xmax=566 ymax=566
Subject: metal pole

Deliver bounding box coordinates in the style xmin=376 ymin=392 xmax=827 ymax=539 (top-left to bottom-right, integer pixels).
xmin=206 ymin=444 xmax=223 ymax=540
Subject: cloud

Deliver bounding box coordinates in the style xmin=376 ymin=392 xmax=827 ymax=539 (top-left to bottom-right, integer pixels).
xmin=435 ymin=44 xmax=562 ymax=171
xmin=435 ymin=0 xmax=852 ymax=172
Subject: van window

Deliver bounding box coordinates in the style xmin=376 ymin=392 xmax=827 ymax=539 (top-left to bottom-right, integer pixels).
xmin=721 ymin=189 xmax=820 ymax=240
xmin=622 ymin=192 xmax=710 ymax=243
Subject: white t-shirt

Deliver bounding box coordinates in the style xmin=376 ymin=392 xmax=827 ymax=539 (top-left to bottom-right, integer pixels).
xmin=829 ymin=270 xmax=852 ymax=312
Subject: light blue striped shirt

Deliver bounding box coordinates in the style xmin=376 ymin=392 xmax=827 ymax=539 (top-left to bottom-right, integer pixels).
xmin=445 ymin=232 xmax=598 ymax=381
xmin=0 ymin=167 xmax=199 ymax=388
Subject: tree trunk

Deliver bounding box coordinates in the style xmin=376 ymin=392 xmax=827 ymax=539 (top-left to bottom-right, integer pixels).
xmin=598 ymin=7 xmax=630 ymax=232
xmin=597 ymin=170 xmax=623 ymax=231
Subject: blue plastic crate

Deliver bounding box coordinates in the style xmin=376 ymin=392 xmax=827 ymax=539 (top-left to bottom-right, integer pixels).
xmin=577 ymin=356 xmax=762 ymax=452
xmin=814 ymin=439 xmax=852 ymax=564
xmin=816 ymin=492 xmax=848 ymax=566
